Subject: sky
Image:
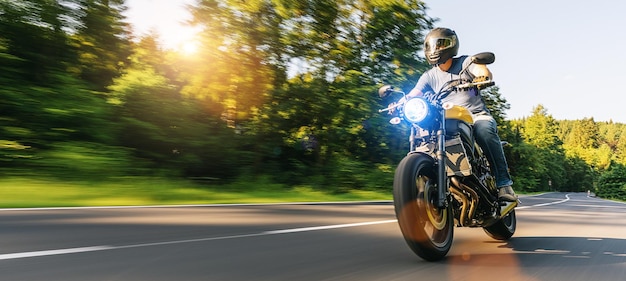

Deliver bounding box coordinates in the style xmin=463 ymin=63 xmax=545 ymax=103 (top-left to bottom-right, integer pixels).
xmin=124 ymin=0 xmax=626 ymax=122
xmin=425 ymin=0 xmax=626 ymax=123
xmin=124 ymin=0 xmax=199 ymax=50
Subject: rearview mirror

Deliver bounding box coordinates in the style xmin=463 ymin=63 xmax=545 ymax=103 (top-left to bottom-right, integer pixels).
xmin=378 ymin=85 xmax=394 ymax=98
xmin=471 ymin=52 xmax=495 ymax=65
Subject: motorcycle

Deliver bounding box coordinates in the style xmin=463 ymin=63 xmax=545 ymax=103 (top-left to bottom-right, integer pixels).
xmin=378 ymin=52 xmax=518 ymax=261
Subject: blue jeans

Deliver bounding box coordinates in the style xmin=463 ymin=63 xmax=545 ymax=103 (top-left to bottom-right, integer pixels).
xmin=473 ymin=114 xmax=513 ymax=188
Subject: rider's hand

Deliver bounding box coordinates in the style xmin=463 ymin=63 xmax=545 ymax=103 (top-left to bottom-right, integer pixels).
xmin=472 ymin=76 xmax=490 ymax=83
xmin=472 ymin=76 xmax=494 ymax=90
xmin=387 ymin=102 xmax=397 ymax=115
xmin=388 ymin=97 xmax=406 ymax=115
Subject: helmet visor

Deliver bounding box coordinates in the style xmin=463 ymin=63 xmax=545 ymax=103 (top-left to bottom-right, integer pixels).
xmin=424 ymin=37 xmax=456 ymax=53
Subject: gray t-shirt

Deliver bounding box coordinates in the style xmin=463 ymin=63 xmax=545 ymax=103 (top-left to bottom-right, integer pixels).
xmin=413 ymin=55 xmax=489 ymax=115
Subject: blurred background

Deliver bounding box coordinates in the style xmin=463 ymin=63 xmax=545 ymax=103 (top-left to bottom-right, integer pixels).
xmin=1 ymin=0 xmax=624 ymax=206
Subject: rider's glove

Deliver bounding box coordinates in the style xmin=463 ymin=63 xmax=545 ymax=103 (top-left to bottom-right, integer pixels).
xmin=387 ymin=97 xmax=407 ymax=115
xmin=387 ymin=102 xmax=397 ymax=115
xmin=472 ymin=76 xmax=492 ymax=90
xmin=472 ymin=76 xmax=490 ymax=83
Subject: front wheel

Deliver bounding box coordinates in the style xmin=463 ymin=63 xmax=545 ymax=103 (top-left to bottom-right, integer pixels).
xmin=393 ymin=153 xmax=454 ymax=261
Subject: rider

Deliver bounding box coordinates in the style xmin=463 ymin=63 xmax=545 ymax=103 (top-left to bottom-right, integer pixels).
xmin=397 ymin=27 xmax=517 ymax=202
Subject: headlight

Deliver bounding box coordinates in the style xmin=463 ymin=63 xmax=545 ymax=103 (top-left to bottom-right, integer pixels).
xmin=404 ymin=98 xmax=430 ymax=123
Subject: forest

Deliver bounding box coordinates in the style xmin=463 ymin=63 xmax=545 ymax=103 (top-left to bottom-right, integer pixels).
xmin=1 ymin=0 xmax=625 ymax=201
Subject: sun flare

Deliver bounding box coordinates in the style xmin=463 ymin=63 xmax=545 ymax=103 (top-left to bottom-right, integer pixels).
xmin=126 ymin=0 xmax=201 ymax=53
xmin=179 ymin=40 xmax=200 ymax=55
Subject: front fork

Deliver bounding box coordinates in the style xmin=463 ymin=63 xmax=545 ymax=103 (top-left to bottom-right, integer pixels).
xmin=436 ymin=110 xmax=447 ymax=209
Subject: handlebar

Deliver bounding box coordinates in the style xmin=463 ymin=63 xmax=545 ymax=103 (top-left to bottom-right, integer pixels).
xmin=377 ymin=79 xmax=495 ymax=113
xmin=455 ymin=80 xmax=495 ymax=90
xmin=378 ymin=102 xmax=403 ymax=113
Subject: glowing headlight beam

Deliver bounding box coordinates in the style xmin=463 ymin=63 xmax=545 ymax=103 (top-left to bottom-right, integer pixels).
xmin=404 ymin=98 xmax=430 ymax=123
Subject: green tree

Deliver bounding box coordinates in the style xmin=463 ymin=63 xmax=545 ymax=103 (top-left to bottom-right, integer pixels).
xmin=564 ymin=155 xmax=594 ymax=192
xmin=74 ymin=0 xmax=132 ymax=91
xmin=186 ymin=0 xmax=282 ymax=126
xmin=517 ymin=105 xmax=567 ymax=191
xmin=0 ymin=0 xmax=78 ymax=84
xmin=0 ymin=0 xmax=116 ymax=177
xmin=564 ymin=118 xmax=605 ymax=169
xmin=108 ymin=37 xmax=245 ymax=179
xmin=522 ymin=105 xmax=560 ymax=148
xmin=186 ymin=0 xmax=435 ymax=185
xmin=616 ymin=126 xmax=626 ymax=165
xmin=481 ymin=86 xmax=509 ymax=127
xmin=596 ymin=163 xmax=626 ymax=199
xmin=506 ymin=133 xmax=543 ymax=191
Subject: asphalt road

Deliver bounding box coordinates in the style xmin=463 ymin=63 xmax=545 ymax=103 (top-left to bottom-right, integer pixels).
xmin=0 ymin=193 xmax=625 ymax=281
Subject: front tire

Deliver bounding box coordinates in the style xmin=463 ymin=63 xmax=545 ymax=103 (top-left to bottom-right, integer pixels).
xmin=393 ymin=153 xmax=454 ymax=261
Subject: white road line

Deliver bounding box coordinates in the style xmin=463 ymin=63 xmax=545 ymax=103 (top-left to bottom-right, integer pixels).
xmin=0 ymin=220 xmax=398 ymax=261
xmin=516 ymin=194 xmax=571 ymax=209
xmin=0 ymin=246 xmax=113 ymax=260
xmin=264 ymin=220 xmax=398 ymax=234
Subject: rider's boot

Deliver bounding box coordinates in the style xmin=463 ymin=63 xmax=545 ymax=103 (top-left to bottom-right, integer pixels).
xmin=498 ymin=186 xmax=517 ymax=202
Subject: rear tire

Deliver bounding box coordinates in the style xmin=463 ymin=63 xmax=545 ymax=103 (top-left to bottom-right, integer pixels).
xmin=393 ymin=153 xmax=454 ymax=261
xmin=483 ymin=210 xmax=516 ymax=240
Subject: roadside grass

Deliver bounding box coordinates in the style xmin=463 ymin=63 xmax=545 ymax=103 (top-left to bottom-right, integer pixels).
xmin=0 ymin=177 xmax=392 ymax=208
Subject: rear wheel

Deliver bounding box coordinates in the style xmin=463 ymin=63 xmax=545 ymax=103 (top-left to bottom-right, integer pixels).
xmin=483 ymin=210 xmax=516 ymax=240
xmin=393 ymin=153 xmax=454 ymax=261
